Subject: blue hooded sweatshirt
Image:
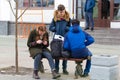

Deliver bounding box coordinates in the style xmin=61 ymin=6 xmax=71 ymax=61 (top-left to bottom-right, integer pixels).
xmin=84 ymin=0 xmax=95 ymax=13
xmin=63 ymin=24 xmax=94 ymax=58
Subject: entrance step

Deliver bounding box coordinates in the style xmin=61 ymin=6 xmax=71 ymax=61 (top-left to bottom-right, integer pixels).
xmin=86 ymin=28 xmax=120 ymax=45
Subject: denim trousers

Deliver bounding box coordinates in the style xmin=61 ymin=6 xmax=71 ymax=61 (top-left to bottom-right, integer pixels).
xmin=34 ymin=51 xmax=55 ymax=71
xmin=55 ymin=59 xmax=67 ymax=71
xmin=83 ymin=50 xmax=92 ymax=74
xmin=84 ymin=59 xmax=91 ymax=74
xmin=85 ymin=12 xmax=94 ymax=28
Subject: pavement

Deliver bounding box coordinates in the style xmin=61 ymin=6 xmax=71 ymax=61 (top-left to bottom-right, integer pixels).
xmin=0 ymin=35 xmax=120 ymax=80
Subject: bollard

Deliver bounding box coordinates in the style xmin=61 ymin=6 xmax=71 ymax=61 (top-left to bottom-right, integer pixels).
xmin=90 ymin=55 xmax=119 ymax=80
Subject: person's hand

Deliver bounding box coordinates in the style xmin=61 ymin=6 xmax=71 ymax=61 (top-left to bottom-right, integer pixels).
xmin=36 ymin=40 xmax=42 ymax=44
xmin=43 ymin=41 xmax=47 ymax=45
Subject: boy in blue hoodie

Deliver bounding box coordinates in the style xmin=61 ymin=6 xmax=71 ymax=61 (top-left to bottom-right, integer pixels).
xmin=63 ymin=19 xmax=94 ymax=77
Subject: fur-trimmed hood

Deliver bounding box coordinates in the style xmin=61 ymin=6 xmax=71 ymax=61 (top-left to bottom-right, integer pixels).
xmin=53 ymin=10 xmax=70 ymax=22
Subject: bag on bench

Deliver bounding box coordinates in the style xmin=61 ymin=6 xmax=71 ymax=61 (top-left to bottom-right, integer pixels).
xmin=50 ymin=34 xmax=71 ymax=58
xmin=50 ymin=39 xmax=63 ymax=58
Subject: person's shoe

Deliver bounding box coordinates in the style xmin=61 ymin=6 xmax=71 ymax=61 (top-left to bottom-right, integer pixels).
xmin=33 ymin=70 xmax=40 ymax=79
xmin=52 ymin=70 xmax=61 ymax=79
xmin=91 ymin=27 xmax=94 ymax=31
xmin=81 ymin=73 xmax=89 ymax=77
xmin=63 ymin=69 xmax=69 ymax=75
xmin=84 ymin=27 xmax=89 ymax=30
xmin=74 ymin=75 xmax=78 ymax=79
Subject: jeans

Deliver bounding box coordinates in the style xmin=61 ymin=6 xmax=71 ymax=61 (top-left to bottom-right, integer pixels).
xmin=34 ymin=51 xmax=55 ymax=71
xmin=85 ymin=12 xmax=94 ymax=28
xmin=55 ymin=59 xmax=67 ymax=71
xmin=84 ymin=59 xmax=91 ymax=74
xmin=84 ymin=50 xmax=92 ymax=74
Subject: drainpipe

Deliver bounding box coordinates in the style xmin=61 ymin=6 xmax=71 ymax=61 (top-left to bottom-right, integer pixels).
xmin=72 ymin=0 xmax=74 ymax=19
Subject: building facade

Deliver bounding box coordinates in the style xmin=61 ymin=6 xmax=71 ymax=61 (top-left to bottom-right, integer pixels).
xmin=0 ymin=0 xmax=120 ymax=35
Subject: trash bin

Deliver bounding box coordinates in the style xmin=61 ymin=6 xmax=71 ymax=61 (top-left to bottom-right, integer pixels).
xmin=90 ymin=55 xmax=119 ymax=80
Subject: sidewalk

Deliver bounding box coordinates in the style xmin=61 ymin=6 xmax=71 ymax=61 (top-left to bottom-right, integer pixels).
xmin=0 ymin=35 xmax=120 ymax=80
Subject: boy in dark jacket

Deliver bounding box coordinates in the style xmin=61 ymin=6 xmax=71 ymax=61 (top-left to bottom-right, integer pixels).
xmin=63 ymin=19 xmax=94 ymax=77
xmin=27 ymin=26 xmax=60 ymax=79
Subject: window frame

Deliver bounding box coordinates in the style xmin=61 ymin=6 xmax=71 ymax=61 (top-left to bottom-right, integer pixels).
xmin=111 ymin=0 xmax=120 ymax=21
xmin=19 ymin=0 xmax=55 ymax=10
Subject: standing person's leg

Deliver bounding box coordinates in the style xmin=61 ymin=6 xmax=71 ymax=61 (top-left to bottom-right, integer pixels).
xmin=88 ymin=12 xmax=94 ymax=31
xmin=43 ymin=51 xmax=61 ymax=79
xmin=62 ymin=60 xmax=69 ymax=75
xmin=55 ymin=59 xmax=60 ymax=73
xmin=33 ymin=54 xmax=42 ymax=79
xmin=84 ymin=12 xmax=90 ymax=30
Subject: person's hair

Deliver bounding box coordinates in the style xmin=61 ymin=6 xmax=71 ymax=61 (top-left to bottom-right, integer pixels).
xmin=38 ymin=26 xmax=46 ymax=32
xmin=57 ymin=4 xmax=65 ymax=11
xmin=72 ymin=19 xmax=80 ymax=25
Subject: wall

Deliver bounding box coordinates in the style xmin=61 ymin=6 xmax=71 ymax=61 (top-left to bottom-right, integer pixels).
xmin=0 ymin=0 xmax=73 ymax=35
xmin=1 ymin=0 xmax=120 ymax=29
xmin=0 ymin=0 xmax=15 ymax=21
xmin=0 ymin=0 xmax=72 ymax=23
xmin=17 ymin=9 xmax=54 ymax=23
xmin=111 ymin=22 xmax=120 ymax=28
xmin=0 ymin=21 xmax=8 ymax=35
xmin=15 ymin=0 xmax=72 ymax=23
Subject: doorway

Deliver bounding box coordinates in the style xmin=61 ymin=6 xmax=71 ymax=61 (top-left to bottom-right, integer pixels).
xmin=76 ymin=0 xmax=110 ymax=28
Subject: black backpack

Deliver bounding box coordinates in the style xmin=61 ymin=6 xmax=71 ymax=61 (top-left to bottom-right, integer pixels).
xmin=50 ymin=39 xmax=63 ymax=58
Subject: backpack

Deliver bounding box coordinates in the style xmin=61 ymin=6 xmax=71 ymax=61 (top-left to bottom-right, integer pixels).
xmin=50 ymin=39 xmax=63 ymax=58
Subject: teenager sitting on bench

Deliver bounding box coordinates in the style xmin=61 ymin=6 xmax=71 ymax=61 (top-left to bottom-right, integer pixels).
xmin=63 ymin=19 xmax=95 ymax=77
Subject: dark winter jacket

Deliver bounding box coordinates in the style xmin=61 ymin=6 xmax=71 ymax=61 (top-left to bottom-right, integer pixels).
xmin=27 ymin=29 xmax=50 ymax=58
xmin=63 ymin=24 xmax=94 ymax=58
xmin=49 ymin=10 xmax=71 ymax=36
xmin=84 ymin=0 xmax=95 ymax=13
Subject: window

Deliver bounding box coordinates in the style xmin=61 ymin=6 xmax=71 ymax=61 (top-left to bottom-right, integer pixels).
xmin=76 ymin=0 xmax=98 ymax=20
xmin=76 ymin=0 xmax=86 ymax=20
xmin=113 ymin=0 xmax=120 ymax=20
xmin=19 ymin=0 xmax=54 ymax=8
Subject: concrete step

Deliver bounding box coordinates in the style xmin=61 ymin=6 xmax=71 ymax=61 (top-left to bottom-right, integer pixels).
xmin=91 ymin=35 xmax=120 ymax=39
xmin=85 ymin=28 xmax=120 ymax=45
xmin=94 ymin=40 xmax=120 ymax=45
xmin=90 ymin=32 xmax=120 ymax=37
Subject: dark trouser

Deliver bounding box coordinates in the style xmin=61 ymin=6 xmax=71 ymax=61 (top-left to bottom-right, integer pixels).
xmin=85 ymin=12 xmax=94 ymax=28
xmin=84 ymin=51 xmax=92 ymax=74
xmin=55 ymin=59 xmax=67 ymax=71
xmin=84 ymin=59 xmax=91 ymax=74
